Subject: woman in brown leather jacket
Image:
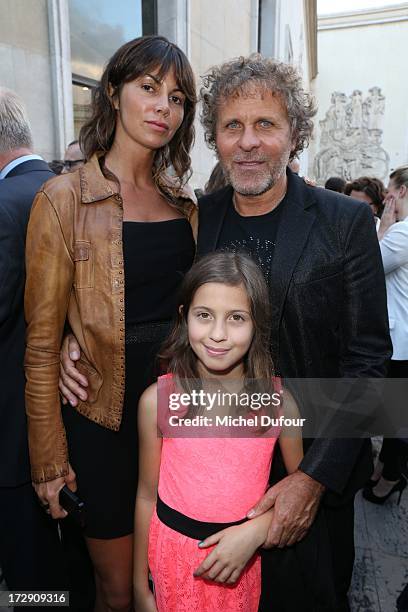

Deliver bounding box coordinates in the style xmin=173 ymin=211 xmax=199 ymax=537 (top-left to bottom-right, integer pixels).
xmin=24 ymin=35 xmax=196 ymax=611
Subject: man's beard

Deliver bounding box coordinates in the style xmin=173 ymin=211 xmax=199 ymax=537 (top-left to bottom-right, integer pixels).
xmin=220 ymin=156 xmax=288 ymax=196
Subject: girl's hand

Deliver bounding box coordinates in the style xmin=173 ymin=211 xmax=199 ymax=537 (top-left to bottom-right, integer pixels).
xmin=378 ymin=196 xmax=397 ymax=240
xmin=134 ymin=589 xmax=157 ymax=612
xmin=193 ymin=521 xmax=264 ymax=585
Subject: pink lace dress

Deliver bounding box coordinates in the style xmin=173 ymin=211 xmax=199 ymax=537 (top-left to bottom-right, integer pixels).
xmin=148 ymin=374 xmax=279 ymax=611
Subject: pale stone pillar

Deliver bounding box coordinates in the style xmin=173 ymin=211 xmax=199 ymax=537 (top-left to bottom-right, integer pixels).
xmin=47 ymin=0 xmax=74 ymax=158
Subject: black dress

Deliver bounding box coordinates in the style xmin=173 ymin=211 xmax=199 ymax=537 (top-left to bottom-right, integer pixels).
xmin=63 ymin=218 xmax=194 ymax=538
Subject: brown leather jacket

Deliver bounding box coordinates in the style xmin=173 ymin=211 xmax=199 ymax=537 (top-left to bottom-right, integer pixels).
xmin=24 ymin=154 xmax=197 ymax=483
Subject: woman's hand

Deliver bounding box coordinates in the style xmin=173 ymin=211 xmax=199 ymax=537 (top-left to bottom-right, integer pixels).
xmin=378 ymin=196 xmax=397 ymax=241
xmin=33 ymin=463 xmax=77 ymax=520
xmin=193 ymin=520 xmax=265 ymax=585
xmin=134 ymin=589 xmax=157 ymax=612
xmin=59 ymin=334 xmax=88 ymax=406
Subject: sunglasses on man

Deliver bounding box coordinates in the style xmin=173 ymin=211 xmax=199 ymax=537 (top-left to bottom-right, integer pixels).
xmin=63 ymin=159 xmax=85 ymax=170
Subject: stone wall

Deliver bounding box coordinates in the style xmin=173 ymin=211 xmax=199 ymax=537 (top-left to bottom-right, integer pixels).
xmin=311 ymin=5 xmax=408 ymax=184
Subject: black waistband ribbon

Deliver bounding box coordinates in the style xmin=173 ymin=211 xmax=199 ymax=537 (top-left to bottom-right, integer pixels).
xmin=156 ymin=494 xmax=247 ymax=541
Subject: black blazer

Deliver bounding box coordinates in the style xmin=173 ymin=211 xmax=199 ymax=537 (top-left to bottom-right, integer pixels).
xmin=0 ymin=159 xmax=54 ymax=487
xmin=197 ymin=169 xmax=392 ymax=501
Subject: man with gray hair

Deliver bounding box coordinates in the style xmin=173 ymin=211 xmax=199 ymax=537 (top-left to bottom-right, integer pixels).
xmin=195 ymin=56 xmax=391 ymax=610
xmin=0 ymin=87 xmax=68 ymax=593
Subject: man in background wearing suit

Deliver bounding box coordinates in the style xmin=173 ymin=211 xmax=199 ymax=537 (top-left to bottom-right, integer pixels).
xmin=0 ymin=87 xmax=68 ymax=594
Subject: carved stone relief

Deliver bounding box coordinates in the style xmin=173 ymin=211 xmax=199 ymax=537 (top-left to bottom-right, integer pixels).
xmin=314 ymin=87 xmax=389 ymax=183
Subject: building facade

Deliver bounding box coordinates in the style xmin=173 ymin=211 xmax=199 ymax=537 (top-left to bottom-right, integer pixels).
xmin=0 ymin=0 xmax=316 ymax=185
xmin=311 ymin=3 xmax=408 ymax=185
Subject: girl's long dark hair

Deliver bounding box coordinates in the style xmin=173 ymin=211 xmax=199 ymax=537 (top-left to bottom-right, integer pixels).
xmin=159 ymin=252 xmax=274 ymax=381
xmin=80 ymin=35 xmax=196 ymax=186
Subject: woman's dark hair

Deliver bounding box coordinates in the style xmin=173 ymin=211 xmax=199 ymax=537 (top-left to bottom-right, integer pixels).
xmin=80 ymin=35 xmax=196 ymax=185
xmin=159 ymin=252 xmax=274 ymax=381
xmin=204 ymin=162 xmax=228 ymax=194
xmin=344 ymin=176 xmax=386 ymax=216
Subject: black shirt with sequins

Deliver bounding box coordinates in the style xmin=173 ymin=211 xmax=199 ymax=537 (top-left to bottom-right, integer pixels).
xmin=217 ymin=197 xmax=287 ymax=283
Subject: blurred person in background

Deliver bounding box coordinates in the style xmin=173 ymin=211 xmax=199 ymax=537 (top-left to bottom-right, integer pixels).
xmin=345 ymin=176 xmax=386 ymax=229
xmin=48 ymin=159 xmax=64 ymax=175
xmin=61 ymin=139 xmax=85 ymax=174
xmin=364 ymin=165 xmax=408 ymax=506
xmin=0 ymin=87 xmax=69 ymax=599
xmin=325 ymin=176 xmax=346 ymax=193
xmin=288 ymin=157 xmax=300 ymax=174
xmin=288 ymin=157 xmax=316 ymax=184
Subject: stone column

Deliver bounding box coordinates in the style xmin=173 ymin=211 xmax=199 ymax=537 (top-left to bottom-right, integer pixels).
xmin=157 ymin=0 xmax=190 ymax=55
xmin=47 ymin=0 xmax=74 ymax=158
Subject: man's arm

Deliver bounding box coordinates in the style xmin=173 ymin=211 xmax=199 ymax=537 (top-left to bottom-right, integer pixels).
xmin=247 ymin=469 xmax=325 ymax=547
xmin=248 ymin=203 xmax=391 ymax=545
xmin=339 ymin=202 xmax=391 ymax=377
xmin=300 ymin=203 xmax=391 ymax=494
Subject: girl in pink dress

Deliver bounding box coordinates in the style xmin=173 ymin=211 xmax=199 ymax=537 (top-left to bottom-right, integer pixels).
xmin=133 ymin=252 xmax=303 ymax=612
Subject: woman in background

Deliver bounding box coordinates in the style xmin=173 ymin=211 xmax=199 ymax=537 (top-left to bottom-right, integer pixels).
xmin=364 ymin=165 xmax=408 ymax=505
